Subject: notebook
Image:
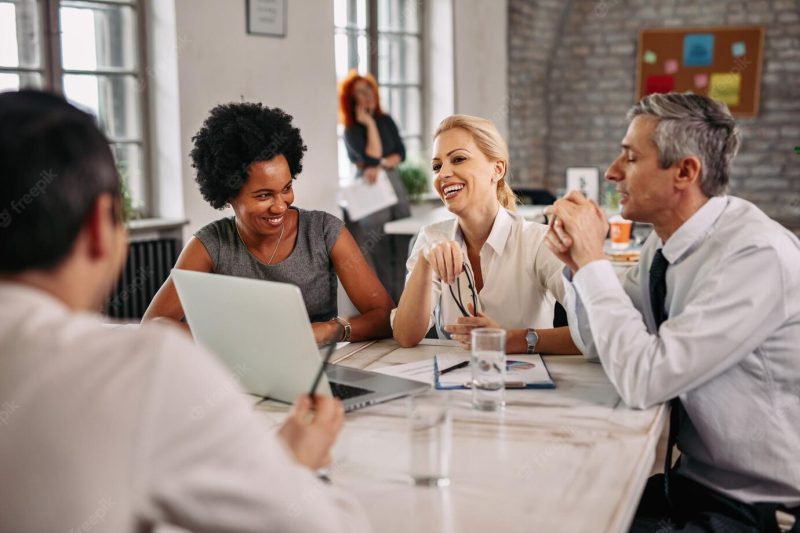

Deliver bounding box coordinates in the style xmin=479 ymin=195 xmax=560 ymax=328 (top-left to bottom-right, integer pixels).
xmin=434 ymin=352 xmax=555 ymax=390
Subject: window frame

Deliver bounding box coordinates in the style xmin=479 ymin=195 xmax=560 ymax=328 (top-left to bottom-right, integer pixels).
xmin=1 ymin=0 xmax=153 ymax=217
xmin=334 ymin=0 xmax=426 ymax=183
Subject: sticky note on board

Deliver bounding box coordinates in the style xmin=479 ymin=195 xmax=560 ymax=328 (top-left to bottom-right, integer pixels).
xmin=645 ymin=75 xmax=675 ymax=95
xmin=683 ymin=34 xmax=715 ymax=67
xmin=664 ymin=59 xmax=679 ymax=74
xmin=643 ymin=50 xmax=657 ymax=64
xmin=732 ymin=41 xmax=747 ymax=57
xmin=709 ymin=73 xmax=741 ymax=106
xmin=694 ymin=73 xmax=709 ymax=89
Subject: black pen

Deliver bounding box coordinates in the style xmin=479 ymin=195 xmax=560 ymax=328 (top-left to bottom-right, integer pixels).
xmin=308 ymin=342 xmax=337 ymax=400
xmin=439 ymin=360 xmax=469 ymax=375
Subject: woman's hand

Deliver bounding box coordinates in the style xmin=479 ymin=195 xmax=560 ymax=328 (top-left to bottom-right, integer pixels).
xmin=354 ymin=103 xmax=374 ymax=127
xmin=421 ymin=240 xmax=463 ymax=285
xmin=444 ymin=304 xmax=501 ymax=349
xmin=362 ymin=166 xmax=379 ymax=184
xmin=312 ymin=320 xmax=341 ymax=345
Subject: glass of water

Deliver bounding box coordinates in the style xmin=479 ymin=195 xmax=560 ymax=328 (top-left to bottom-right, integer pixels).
xmin=471 ymin=328 xmax=507 ymax=411
xmin=407 ymin=394 xmax=452 ymax=487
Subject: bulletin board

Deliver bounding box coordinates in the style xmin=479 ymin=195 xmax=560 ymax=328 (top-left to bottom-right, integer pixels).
xmin=636 ymin=26 xmax=764 ymax=117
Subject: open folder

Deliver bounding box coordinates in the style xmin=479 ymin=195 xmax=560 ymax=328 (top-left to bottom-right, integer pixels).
xmin=434 ymin=353 xmax=556 ymax=390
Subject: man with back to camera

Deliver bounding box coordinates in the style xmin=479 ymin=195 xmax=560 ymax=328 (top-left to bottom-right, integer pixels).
xmin=545 ymin=92 xmax=800 ymax=532
xmin=0 ymin=90 xmax=371 ymax=532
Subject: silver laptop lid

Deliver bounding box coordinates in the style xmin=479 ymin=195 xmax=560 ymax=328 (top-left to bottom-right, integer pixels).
xmin=171 ymin=269 xmax=332 ymax=402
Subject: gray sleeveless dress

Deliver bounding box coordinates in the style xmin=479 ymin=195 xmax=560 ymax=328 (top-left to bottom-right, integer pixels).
xmin=194 ymin=207 xmax=344 ymax=323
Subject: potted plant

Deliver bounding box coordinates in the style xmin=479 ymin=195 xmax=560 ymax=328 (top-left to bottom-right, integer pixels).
xmin=398 ymin=161 xmax=430 ymax=203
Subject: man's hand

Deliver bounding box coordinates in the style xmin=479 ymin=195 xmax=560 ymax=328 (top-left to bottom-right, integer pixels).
xmin=421 ymin=240 xmax=464 ymax=285
xmin=544 ymin=191 xmax=608 ymax=270
xmin=278 ymin=395 xmax=345 ymax=470
xmin=362 ymin=166 xmax=379 ymax=184
xmin=444 ymin=304 xmax=501 ymax=349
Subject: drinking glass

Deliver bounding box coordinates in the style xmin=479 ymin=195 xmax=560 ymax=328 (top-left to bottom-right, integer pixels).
xmin=407 ymin=394 xmax=451 ymax=487
xmin=471 ymin=328 xmax=506 ymax=411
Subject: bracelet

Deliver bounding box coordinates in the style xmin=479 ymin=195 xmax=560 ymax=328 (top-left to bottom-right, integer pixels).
xmin=333 ymin=316 xmax=352 ymax=342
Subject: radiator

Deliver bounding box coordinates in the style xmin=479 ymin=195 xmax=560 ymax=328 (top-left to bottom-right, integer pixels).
xmin=105 ymin=238 xmax=180 ymax=320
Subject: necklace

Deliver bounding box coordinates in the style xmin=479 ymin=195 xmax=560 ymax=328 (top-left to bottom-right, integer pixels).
xmin=266 ymin=222 xmax=285 ymax=264
xmin=236 ymin=220 xmax=285 ymax=265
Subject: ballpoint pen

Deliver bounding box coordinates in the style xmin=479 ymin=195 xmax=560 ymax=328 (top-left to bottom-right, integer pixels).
xmin=308 ymin=341 xmax=337 ymax=400
xmin=439 ymin=360 xmax=469 ymax=375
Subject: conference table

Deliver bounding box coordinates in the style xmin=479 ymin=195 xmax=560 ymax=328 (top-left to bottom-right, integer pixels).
xmin=252 ymin=339 xmax=667 ymax=533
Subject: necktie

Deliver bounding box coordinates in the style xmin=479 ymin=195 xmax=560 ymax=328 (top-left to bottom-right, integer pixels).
xmin=650 ymin=249 xmax=681 ymax=506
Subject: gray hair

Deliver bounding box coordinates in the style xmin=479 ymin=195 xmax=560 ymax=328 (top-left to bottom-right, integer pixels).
xmin=627 ymin=93 xmax=741 ymax=197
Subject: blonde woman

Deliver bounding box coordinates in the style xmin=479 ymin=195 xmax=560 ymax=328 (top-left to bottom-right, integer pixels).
xmin=392 ymin=115 xmax=577 ymax=355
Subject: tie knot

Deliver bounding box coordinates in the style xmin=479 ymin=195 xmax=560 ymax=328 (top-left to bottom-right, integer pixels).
xmin=650 ymin=249 xmax=669 ymax=278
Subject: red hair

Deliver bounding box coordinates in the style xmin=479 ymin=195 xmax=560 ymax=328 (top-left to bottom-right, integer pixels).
xmin=337 ymin=70 xmax=384 ymax=128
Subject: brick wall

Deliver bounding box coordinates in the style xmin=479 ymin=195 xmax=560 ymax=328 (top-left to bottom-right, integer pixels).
xmin=508 ymin=0 xmax=800 ymax=231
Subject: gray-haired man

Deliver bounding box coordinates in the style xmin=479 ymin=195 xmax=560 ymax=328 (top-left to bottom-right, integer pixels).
xmin=545 ymin=93 xmax=800 ymax=532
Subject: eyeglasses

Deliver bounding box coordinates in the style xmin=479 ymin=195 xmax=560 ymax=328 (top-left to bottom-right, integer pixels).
xmin=448 ymin=262 xmax=478 ymax=317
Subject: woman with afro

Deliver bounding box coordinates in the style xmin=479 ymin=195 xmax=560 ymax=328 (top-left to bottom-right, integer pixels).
xmin=143 ymin=102 xmax=393 ymax=344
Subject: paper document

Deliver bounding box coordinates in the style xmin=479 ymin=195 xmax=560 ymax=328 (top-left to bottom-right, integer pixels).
xmin=434 ymin=353 xmax=555 ymax=390
xmin=340 ymin=169 xmax=398 ymax=221
xmin=373 ymin=359 xmax=434 ymax=384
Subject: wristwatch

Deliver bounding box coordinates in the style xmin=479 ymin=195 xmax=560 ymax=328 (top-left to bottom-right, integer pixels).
xmin=333 ymin=316 xmax=352 ymax=342
xmin=525 ymin=328 xmax=539 ymax=354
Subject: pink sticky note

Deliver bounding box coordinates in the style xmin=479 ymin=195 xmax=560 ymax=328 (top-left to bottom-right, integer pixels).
xmin=694 ymin=73 xmax=709 ymax=89
xmin=664 ymin=59 xmax=679 ymax=74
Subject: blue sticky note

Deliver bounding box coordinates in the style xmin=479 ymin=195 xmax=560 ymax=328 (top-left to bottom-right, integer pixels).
xmin=683 ymin=34 xmax=715 ymax=67
xmin=732 ymin=41 xmax=746 ymax=57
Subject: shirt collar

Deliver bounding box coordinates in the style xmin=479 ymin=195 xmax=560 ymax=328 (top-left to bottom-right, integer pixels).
xmin=661 ymin=195 xmax=728 ymax=264
xmin=451 ymin=207 xmax=513 ymax=257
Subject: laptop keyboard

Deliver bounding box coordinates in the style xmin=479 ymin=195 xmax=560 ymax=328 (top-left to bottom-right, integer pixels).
xmin=329 ymin=381 xmax=373 ymax=400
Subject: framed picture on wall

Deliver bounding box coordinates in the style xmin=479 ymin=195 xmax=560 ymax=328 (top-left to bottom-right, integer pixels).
xmin=247 ymin=0 xmax=286 ymax=37
xmin=565 ymin=167 xmax=601 ymax=204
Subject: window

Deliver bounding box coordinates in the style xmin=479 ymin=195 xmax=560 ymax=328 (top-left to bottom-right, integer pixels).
xmin=334 ymin=0 xmax=424 ymax=181
xmin=0 ymin=0 xmax=150 ymax=216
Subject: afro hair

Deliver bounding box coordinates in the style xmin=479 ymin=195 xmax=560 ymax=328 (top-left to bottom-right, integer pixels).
xmin=190 ymin=102 xmax=307 ymax=209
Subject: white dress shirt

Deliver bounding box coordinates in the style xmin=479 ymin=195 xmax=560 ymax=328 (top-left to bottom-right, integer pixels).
xmin=562 ymin=195 xmax=800 ymax=505
xmin=392 ymin=207 xmax=565 ymax=336
xmin=0 ymin=283 xmax=371 ymax=533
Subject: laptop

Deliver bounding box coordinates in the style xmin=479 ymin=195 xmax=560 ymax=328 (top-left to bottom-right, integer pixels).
xmin=171 ymin=269 xmax=429 ymax=411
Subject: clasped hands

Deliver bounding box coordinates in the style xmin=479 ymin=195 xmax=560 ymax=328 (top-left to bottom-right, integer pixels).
xmin=543 ymin=191 xmax=610 ymax=273
xmin=422 ymin=241 xmax=500 ymax=349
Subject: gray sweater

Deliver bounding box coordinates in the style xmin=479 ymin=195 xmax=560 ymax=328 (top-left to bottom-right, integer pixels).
xmin=195 ymin=208 xmax=344 ymax=323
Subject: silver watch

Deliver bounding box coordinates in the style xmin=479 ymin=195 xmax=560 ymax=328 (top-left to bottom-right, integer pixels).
xmin=525 ymin=328 xmax=539 ymax=354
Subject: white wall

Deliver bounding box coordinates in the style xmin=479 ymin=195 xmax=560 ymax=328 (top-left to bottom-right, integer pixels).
xmin=452 ymin=0 xmax=508 ymax=138
xmin=174 ymin=0 xmax=340 ymax=242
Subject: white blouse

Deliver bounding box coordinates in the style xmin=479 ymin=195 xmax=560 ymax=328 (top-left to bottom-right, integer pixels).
xmin=393 ymin=207 xmax=566 ymax=336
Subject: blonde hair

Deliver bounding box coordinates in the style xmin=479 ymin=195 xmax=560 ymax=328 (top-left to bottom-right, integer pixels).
xmin=433 ymin=114 xmax=517 ymax=211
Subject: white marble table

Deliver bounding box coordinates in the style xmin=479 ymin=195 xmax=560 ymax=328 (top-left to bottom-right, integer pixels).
xmin=253 ymin=339 xmax=666 ymax=533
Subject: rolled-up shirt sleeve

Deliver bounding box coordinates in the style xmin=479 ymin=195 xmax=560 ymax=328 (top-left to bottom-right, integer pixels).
xmin=344 ymin=125 xmax=381 ymax=168
xmin=389 ymin=229 xmax=442 ymax=331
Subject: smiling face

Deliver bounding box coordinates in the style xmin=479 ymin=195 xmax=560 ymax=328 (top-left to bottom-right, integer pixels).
xmin=431 ymin=127 xmax=504 ymax=216
xmin=229 ymin=154 xmax=295 ymax=236
xmin=604 ymin=116 xmax=678 ymax=224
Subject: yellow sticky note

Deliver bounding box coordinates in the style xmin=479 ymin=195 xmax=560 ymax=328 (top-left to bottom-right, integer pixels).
xmin=709 ymin=73 xmax=741 ymax=106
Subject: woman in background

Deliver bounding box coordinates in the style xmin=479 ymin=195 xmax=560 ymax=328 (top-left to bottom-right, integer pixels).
xmin=143 ymin=102 xmax=393 ymax=344
xmin=338 ymin=70 xmax=410 ymax=301
xmin=392 ymin=114 xmax=577 ymax=355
